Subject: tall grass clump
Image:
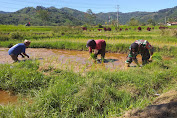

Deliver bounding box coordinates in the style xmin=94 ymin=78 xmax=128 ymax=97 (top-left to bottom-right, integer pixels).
xmin=106 ymin=43 xmax=130 ymax=53
xmin=30 ymin=40 xmax=88 ymax=51
xmin=0 ymin=34 xmax=10 ymax=41
xmin=9 ymin=32 xmax=24 ymax=40
xmin=0 ymin=60 xmax=49 ymax=93
xmin=0 ymin=57 xmax=177 ymax=117
xmin=160 ymin=29 xmax=177 ymax=37
xmin=0 ymin=40 xmax=19 ymax=48
xmin=51 ymin=26 xmax=83 ymax=36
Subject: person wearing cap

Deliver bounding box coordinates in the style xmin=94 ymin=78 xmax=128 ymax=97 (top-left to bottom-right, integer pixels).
xmin=125 ymin=39 xmax=154 ymax=67
xmin=86 ymin=39 xmax=106 ymax=62
xmin=8 ymin=40 xmax=31 ymax=62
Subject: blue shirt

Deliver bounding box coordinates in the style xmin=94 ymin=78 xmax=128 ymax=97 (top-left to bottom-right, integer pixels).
xmin=8 ymin=43 xmax=26 ymax=55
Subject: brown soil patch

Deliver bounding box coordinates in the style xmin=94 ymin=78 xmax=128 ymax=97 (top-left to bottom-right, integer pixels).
xmin=120 ymin=90 xmax=177 ymax=118
xmin=0 ymin=90 xmax=18 ymax=105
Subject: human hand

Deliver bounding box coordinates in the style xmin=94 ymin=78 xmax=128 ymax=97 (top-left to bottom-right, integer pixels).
xmin=149 ymin=56 xmax=153 ymax=62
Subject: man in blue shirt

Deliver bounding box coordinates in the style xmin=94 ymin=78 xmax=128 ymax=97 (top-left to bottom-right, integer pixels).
xmin=8 ymin=40 xmax=31 ymax=62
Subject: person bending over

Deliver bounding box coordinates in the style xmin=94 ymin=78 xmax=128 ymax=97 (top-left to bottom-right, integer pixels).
xmin=8 ymin=40 xmax=31 ymax=63
xmin=86 ymin=39 xmax=106 ymax=62
xmin=125 ymin=39 xmax=154 ymax=67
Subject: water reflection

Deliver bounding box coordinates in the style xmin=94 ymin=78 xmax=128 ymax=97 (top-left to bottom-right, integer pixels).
xmin=0 ymin=48 xmax=172 ymax=71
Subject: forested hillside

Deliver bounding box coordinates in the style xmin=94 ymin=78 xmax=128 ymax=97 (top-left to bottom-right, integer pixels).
xmin=0 ymin=6 xmax=177 ymax=26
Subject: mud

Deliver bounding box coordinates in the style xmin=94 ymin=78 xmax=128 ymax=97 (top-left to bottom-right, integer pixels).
xmin=0 ymin=90 xmax=18 ymax=105
xmin=0 ymin=47 xmax=140 ymax=71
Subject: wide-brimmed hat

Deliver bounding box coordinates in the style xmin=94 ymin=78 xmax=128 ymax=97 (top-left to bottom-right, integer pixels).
xmin=24 ymin=39 xmax=31 ymax=45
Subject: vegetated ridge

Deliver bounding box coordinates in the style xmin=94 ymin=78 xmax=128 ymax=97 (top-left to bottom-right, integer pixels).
xmin=0 ymin=6 xmax=177 ymax=26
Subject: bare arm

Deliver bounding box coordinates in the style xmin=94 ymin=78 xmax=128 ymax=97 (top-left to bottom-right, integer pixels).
xmin=22 ymin=52 xmax=29 ymax=58
xmin=19 ymin=53 xmax=25 ymax=58
xmin=133 ymin=59 xmax=140 ymax=67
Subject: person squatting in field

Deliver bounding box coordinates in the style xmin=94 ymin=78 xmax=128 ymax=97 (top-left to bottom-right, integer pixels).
xmin=8 ymin=40 xmax=31 ymax=63
xmin=125 ymin=39 xmax=154 ymax=67
xmin=86 ymin=39 xmax=106 ymax=62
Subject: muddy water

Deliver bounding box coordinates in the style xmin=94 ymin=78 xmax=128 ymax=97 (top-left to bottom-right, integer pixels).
xmin=0 ymin=47 xmax=140 ymax=71
xmin=0 ymin=90 xmax=18 ymax=105
xmin=1 ymin=47 xmax=172 ymax=71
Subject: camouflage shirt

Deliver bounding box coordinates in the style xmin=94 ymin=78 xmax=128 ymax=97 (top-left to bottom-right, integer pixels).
xmin=125 ymin=39 xmax=153 ymax=63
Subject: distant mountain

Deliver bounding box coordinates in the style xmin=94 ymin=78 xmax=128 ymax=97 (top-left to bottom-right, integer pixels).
xmin=0 ymin=6 xmax=177 ymax=26
xmin=0 ymin=11 xmax=11 ymax=14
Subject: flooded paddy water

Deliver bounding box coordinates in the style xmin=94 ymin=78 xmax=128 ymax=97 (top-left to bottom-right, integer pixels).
xmin=0 ymin=47 xmax=139 ymax=71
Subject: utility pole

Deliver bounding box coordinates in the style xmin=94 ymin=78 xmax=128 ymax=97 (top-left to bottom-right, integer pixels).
xmin=109 ymin=16 xmax=111 ymax=25
xmin=117 ymin=5 xmax=119 ymax=27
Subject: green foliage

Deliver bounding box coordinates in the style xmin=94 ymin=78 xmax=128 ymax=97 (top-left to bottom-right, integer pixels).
xmin=128 ymin=18 xmax=139 ymax=26
xmin=0 ymin=60 xmax=49 ymax=93
xmin=30 ymin=41 xmax=87 ymax=51
xmin=90 ymin=53 xmax=96 ymax=59
xmin=1 ymin=6 xmax=177 ymax=26
xmin=0 ymin=51 xmax=177 ymax=117
xmin=0 ymin=25 xmax=177 ymax=117
xmin=106 ymin=43 xmax=130 ymax=53
xmin=0 ymin=34 xmax=9 ymax=41
xmin=97 ymin=24 xmax=103 ymax=28
xmin=10 ymin=32 xmax=24 ymax=39
xmin=152 ymin=52 xmax=163 ymax=61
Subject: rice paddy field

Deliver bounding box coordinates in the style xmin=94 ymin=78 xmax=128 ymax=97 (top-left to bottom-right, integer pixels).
xmin=0 ymin=25 xmax=177 ymax=117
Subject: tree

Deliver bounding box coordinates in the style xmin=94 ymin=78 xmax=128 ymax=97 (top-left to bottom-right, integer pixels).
xmin=147 ymin=19 xmax=156 ymax=26
xmin=37 ymin=10 xmax=49 ymax=26
xmin=128 ymin=18 xmax=139 ymax=26
xmin=85 ymin=9 xmax=96 ymax=25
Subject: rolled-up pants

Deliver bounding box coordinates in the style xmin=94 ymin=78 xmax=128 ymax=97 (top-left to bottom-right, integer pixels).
xmin=10 ymin=54 xmax=19 ymax=62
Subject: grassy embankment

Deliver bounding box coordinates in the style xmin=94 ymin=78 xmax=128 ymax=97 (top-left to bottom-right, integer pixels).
xmin=0 ymin=25 xmax=177 ymax=117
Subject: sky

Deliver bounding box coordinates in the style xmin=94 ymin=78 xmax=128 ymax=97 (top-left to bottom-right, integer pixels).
xmin=0 ymin=0 xmax=177 ymax=13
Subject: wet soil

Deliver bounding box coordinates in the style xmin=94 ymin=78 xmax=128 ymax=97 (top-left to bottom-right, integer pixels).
xmin=0 ymin=47 xmax=140 ymax=71
xmin=0 ymin=90 xmax=18 ymax=105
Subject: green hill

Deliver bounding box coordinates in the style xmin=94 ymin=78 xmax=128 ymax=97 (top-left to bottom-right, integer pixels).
xmin=0 ymin=6 xmax=177 ymax=26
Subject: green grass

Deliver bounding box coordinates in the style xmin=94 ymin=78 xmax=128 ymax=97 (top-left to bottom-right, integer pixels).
xmin=0 ymin=25 xmax=177 ymax=117
xmin=0 ymin=55 xmax=177 ymax=117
